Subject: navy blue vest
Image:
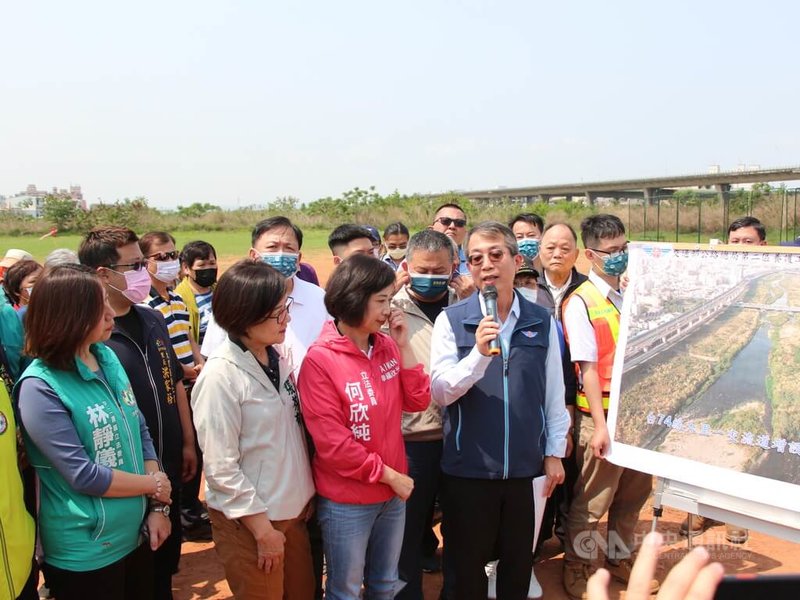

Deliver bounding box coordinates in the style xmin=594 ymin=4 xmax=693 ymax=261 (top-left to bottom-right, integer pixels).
xmin=443 ymin=291 xmax=550 ymax=479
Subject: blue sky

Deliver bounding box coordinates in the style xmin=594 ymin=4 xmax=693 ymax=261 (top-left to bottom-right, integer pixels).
xmin=1 ymin=1 xmax=798 ymax=209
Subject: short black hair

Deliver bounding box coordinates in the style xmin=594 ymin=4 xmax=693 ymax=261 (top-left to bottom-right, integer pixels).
xmin=180 ymin=240 xmax=217 ymax=268
xmin=383 ymin=222 xmax=409 ymax=239
xmin=406 ymin=229 xmax=455 ymax=263
xmin=434 ymin=203 xmax=466 ymax=218
xmin=212 ymin=260 xmax=286 ymax=338
xmin=252 ymin=216 xmax=304 ymax=249
xmin=327 ymin=224 xmax=373 ymax=255
xmin=139 ymin=231 xmax=176 ymax=256
xmin=509 ymin=213 xmax=545 ymax=233
xmin=325 ymin=254 xmax=396 ymax=327
xmin=79 ymin=226 xmax=139 ymax=269
xmin=727 ymin=216 xmax=766 ymax=241
xmin=580 ymin=214 xmax=626 ymax=249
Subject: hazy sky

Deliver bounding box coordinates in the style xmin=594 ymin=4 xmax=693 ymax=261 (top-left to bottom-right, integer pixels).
xmin=2 ymin=1 xmax=798 ymax=209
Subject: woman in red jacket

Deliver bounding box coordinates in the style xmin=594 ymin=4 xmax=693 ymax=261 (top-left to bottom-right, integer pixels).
xmin=298 ymin=254 xmax=430 ymax=600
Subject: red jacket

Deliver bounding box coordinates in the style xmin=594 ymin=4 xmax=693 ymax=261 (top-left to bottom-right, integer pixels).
xmin=298 ymin=320 xmax=430 ymax=504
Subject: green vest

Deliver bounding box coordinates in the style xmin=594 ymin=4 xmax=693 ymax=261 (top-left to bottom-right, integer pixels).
xmin=18 ymin=344 xmax=147 ymax=571
xmin=0 ymin=292 xmax=24 ymax=381
xmin=0 ymin=381 xmax=35 ymax=598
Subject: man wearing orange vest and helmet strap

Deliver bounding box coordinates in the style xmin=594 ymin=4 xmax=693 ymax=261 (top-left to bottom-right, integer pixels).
xmin=560 ymin=214 xmax=657 ymax=600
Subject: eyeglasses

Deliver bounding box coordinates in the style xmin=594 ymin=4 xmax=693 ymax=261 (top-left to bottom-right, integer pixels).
xmin=106 ymin=261 xmax=147 ymax=272
xmin=589 ymin=244 xmax=629 ymax=257
xmin=147 ymin=251 xmax=179 ymax=262
xmin=435 ymin=217 xmax=467 ymax=228
xmin=466 ymin=249 xmax=507 ymax=267
xmin=264 ymin=296 xmax=294 ymax=325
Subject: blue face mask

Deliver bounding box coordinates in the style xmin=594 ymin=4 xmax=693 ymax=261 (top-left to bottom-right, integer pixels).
xmin=600 ymin=251 xmax=628 ymax=276
xmin=259 ymin=252 xmax=299 ymax=278
xmin=409 ymin=273 xmax=451 ymax=299
xmin=517 ymin=238 xmax=540 ymax=259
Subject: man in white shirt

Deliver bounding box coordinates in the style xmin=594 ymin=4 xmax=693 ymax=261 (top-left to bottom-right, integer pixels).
xmin=200 ymin=217 xmax=329 ymax=375
xmin=430 ymin=221 xmax=569 ymax=600
xmin=561 ymin=214 xmax=656 ymax=600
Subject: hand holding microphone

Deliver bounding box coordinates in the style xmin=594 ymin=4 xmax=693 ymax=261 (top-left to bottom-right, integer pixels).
xmin=477 ymin=285 xmax=502 ymax=357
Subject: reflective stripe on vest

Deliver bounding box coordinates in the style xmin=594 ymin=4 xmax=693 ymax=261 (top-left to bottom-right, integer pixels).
xmin=565 ymin=281 xmax=620 ymax=413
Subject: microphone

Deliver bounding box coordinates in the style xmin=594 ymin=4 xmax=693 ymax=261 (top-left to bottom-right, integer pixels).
xmin=482 ymin=285 xmax=501 ymax=356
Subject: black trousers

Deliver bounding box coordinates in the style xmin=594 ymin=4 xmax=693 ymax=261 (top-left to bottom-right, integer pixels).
xmin=397 ymin=440 xmax=443 ymax=600
xmin=441 ymin=474 xmax=534 ymax=600
xmin=43 ymin=543 xmax=154 ymax=600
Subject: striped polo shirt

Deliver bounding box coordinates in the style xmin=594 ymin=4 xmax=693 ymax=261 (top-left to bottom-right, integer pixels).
xmin=145 ymin=288 xmax=194 ymax=366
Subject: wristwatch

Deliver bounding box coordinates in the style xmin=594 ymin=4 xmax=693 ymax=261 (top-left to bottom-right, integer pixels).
xmin=151 ymin=504 xmax=171 ymax=517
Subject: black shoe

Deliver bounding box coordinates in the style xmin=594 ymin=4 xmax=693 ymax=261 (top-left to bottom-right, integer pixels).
xmin=421 ymin=553 xmax=442 ymax=573
xmin=182 ymin=519 xmax=213 ymax=542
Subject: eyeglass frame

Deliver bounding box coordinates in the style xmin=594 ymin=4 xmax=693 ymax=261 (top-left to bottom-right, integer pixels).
xmin=263 ymin=296 xmax=294 ymax=325
xmin=588 ymin=243 xmax=629 ymax=258
xmin=466 ymin=248 xmax=508 ymax=267
xmin=105 ymin=260 xmax=147 ymax=272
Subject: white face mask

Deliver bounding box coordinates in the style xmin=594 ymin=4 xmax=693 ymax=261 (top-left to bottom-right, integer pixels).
xmin=153 ymin=259 xmax=181 ymax=283
xmin=387 ymin=247 xmax=407 ymax=261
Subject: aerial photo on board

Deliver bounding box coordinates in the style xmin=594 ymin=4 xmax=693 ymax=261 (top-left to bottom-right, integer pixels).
xmin=615 ymin=244 xmax=800 ymax=486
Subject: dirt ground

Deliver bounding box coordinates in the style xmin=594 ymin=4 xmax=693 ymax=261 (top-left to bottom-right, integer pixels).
xmin=173 ymin=499 xmax=800 ymax=599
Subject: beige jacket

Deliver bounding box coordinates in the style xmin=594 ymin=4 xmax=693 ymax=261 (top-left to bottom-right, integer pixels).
xmin=192 ymin=338 xmax=315 ymax=521
xmin=391 ymin=286 xmax=458 ymax=442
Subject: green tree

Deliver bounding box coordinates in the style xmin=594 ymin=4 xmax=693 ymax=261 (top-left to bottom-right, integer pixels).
xmin=42 ymin=194 xmax=79 ymax=230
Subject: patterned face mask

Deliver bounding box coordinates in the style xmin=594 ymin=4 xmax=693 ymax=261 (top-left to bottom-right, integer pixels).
xmin=259 ymin=252 xmax=299 ymax=278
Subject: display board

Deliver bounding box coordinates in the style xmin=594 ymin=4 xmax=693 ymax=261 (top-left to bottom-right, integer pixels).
xmin=606 ymin=242 xmax=800 ymax=538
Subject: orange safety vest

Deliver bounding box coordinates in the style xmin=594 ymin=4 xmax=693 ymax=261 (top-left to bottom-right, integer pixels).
xmin=563 ymin=280 xmax=620 ymax=413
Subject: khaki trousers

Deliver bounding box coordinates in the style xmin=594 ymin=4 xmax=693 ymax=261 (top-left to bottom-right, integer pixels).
xmin=564 ymin=412 xmax=653 ymax=564
xmin=209 ymin=507 xmax=314 ymax=600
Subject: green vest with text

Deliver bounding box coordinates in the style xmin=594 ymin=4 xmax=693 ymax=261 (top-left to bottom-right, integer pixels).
xmin=17 ymin=343 xmax=148 ymax=571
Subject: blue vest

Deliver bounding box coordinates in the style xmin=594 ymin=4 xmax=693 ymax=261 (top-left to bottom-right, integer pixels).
xmin=443 ymin=291 xmax=550 ymax=479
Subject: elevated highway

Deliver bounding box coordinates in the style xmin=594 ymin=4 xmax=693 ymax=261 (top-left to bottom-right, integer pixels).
xmin=442 ymin=165 xmax=800 ymax=207
xmin=622 ymin=284 xmax=745 ymax=372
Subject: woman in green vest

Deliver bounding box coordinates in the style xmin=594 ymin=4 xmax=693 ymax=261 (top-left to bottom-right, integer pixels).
xmin=16 ymin=265 xmax=173 ymax=600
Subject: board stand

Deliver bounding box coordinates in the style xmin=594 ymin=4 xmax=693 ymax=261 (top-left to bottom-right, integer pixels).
xmin=650 ymin=477 xmax=800 ymax=547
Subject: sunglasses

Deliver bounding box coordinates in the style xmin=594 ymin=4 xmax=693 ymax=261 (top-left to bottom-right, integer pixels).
xmin=466 ymin=249 xmax=507 ymax=267
xmin=435 ymin=217 xmax=467 ymax=228
xmin=107 ymin=261 xmax=147 ymax=272
xmin=147 ymin=251 xmax=179 ymax=262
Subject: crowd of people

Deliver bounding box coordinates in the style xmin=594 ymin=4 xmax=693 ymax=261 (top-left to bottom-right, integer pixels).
xmin=0 ymin=206 xmax=765 ymax=600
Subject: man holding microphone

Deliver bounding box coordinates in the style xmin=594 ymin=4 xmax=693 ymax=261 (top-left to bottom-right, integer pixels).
xmin=430 ymin=222 xmax=570 ymax=600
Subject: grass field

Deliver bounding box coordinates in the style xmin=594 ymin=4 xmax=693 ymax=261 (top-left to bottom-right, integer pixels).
xmin=0 ymin=229 xmax=333 ymax=260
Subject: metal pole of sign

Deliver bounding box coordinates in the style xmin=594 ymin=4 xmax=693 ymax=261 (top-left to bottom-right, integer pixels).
xmin=795 ymin=189 xmax=798 ymax=241
xmin=675 ymin=195 xmax=680 ymax=243
xmin=780 ymin=191 xmax=786 ymax=243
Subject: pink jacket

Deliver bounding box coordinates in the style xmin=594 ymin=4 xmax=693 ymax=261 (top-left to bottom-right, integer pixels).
xmin=298 ymin=320 xmax=430 ymax=504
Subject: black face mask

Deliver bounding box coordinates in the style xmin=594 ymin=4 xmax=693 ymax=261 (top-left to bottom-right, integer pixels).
xmin=192 ymin=267 xmax=217 ymax=288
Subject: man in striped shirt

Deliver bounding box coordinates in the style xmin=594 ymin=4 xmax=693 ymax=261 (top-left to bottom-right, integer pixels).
xmin=140 ymin=232 xmax=204 ymax=381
